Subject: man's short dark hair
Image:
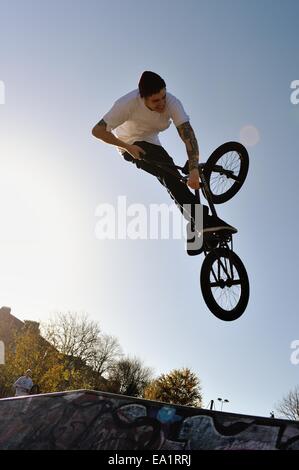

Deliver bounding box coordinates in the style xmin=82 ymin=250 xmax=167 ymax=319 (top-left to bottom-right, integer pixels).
xmin=138 ymin=71 xmax=166 ymax=98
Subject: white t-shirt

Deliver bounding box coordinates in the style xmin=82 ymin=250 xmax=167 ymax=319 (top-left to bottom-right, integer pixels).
xmin=13 ymin=376 xmax=33 ymax=396
xmin=102 ymin=89 xmax=189 ymax=154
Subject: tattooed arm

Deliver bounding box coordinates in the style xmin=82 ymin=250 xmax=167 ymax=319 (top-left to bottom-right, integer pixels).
xmin=176 ymin=121 xmax=200 ymax=189
xmin=92 ymin=119 xmax=129 ymax=151
xmin=92 ymin=119 xmax=145 ymax=159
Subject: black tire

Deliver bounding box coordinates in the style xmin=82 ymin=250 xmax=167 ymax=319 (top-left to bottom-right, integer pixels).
xmin=200 ymin=248 xmax=249 ymax=321
xmin=204 ymin=142 xmax=249 ymax=204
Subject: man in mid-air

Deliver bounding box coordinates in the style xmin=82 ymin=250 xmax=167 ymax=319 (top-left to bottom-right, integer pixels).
xmin=92 ymin=71 xmax=236 ymax=253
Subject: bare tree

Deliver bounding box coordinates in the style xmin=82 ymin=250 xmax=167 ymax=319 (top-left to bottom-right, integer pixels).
xmin=42 ymin=312 xmax=100 ymax=363
xmin=41 ymin=312 xmax=123 ymax=390
xmin=108 ymin=356 xmax=153 ymax=397
xmin=89 ymin=333 xmax=123 ymax=377
xmin=275 ymin=386 xmax=299 ymax=420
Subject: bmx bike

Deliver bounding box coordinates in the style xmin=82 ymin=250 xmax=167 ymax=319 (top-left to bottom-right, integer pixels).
xmin=141 ymin=141 xmax=250 ymax=322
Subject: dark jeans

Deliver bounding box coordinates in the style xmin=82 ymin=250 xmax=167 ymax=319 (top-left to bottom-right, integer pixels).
xmin=122 ymin=141 xmax=206 ymax=228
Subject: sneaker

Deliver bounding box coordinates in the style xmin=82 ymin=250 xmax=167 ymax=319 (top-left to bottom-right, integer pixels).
xmin=203 ymin=215 xmax=237 ymax=234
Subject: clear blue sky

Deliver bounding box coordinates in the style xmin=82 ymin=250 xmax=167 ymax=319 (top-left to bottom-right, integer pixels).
xmin=1 ymin=0 xmax=299 ymax=417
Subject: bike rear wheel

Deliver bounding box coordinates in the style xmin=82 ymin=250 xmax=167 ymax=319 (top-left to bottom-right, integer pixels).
xmin=204 ymin=142 xmax=249 ymax=204
xmin=200 ymin=247 xmax=249 ymax=321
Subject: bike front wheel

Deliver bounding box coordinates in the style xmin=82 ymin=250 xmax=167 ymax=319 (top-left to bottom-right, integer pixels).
xmin=204 ymin=141 xmax=249 ymax=204
xmin=200 ymin=247 xmax=249 ymax=321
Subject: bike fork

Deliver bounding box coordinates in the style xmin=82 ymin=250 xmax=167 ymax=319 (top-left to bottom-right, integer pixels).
xmin=197 ymin=170 xmax=218 ymax=218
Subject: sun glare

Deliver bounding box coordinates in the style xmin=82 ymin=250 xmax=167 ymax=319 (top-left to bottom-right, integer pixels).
xmin=0 ymin=133 xmax=91 ymax=316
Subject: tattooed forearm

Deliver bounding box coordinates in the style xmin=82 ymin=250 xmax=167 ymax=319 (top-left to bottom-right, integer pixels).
xmin=176 ymin=122 xmax=199 ymax=171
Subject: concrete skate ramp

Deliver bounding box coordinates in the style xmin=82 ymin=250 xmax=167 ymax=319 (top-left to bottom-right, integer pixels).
xmin=0 ymin=390 xmax=298 ymax=450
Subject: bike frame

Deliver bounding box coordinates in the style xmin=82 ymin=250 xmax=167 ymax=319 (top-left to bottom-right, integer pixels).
xmin=139 ymin=150 xmax=250 ymax=320
xmin=141 ymin=157 xmax=234 ymax=254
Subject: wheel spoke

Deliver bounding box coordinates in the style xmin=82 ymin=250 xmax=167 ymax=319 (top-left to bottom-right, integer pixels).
xmin=209 ymin=150 xmax=242 ymax=196
xmin=208 ymin=256 xmax=242 ymax=311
